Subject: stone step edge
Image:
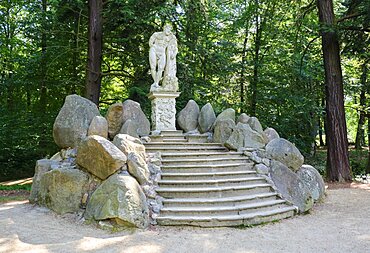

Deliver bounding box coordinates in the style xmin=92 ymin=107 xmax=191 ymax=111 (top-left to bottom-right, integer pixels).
xmin=161 ymin=170 xmax=256 ymax=177
xmin=159 ymin=152 xmax=244 ymax=157
xmin=161 ymin=157 xmax=249 ymax=163
xmin=145 ymin=146 xmax=227 ymax=150
xmin=157 ymin=206 xmax=297 ymax=222
xmin=162 ymin=192 xmax=278 ymax=204
xmin=156 ymin=183 xmax=272 ymax=193
xmin=161 ymin=199 xmax=288 ymax=212
xmin=159 ymin=177 xmax=265 ymax=185
xmin=145 ymin=142 xmax=223 ymax=146
xmin=161 ymin=163 xmax=253 ymax=169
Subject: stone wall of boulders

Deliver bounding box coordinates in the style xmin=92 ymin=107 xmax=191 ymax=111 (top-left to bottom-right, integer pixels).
xmin=177 ymin=100 xmax=326 ymax=213
xmin=30 ymin=95 xmax=158 ymax=230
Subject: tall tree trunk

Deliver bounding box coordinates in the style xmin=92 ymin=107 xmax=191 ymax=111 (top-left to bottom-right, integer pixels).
xmin=250 ymin=0 xmax=261 ymax=116
xmin=355 ymin=63 xmax=367 ymax=149
xmin=39 ymin=0 xmax=47 ymax=111
xmin=86 ymin=0 xmax=103 ymax=106
xmin=317 ymin=0 xmax=352 ymax=182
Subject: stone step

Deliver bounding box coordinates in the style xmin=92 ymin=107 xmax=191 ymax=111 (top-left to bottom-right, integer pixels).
xmin=160 ymin=130 xmax=184 ymax=136
xmin=145 ymin=142 xmax=223 ymax=147
xmin=156 ymin=183 xmax=272 ymax=198
xmin=161 ymin=157 xmax=250 ymax=165
xmin=157 ymin=206 xmax=297 ymax=227
xmin=160 ymin=199 xmax=288 ymax=217
xmin=185 ymin=134 xmax=210 ymax=143
xmin=145 ymin=146 xmax=228 ymax=153
xmin=161 ymin=163 xmax=254 ymax=173
xmin=163 ymin=138 xmax=188 ymax=143
xmin=161 ymin=170 xmax=258 ymax=180
xmin=158 ymin=177 xmax=267 ymax=188
xmin=161 ymin=152 xmax=244 ymax=160
xmin=162 ymin=192 xmax=279 ymax=208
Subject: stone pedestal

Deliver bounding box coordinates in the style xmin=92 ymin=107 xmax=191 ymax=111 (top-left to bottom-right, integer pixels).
xmin=148 ymin=91 xmax=181 ymax=131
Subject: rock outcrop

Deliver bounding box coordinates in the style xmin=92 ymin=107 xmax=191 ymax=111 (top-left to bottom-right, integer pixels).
xmin=297 ymin=165 xmax=325 ymax=202
xmin=177 ymin=100 xmax=199 ymax=132
xmin=121 ymin=99 xmax=150 ymax=137
xmin=213 ymin=119 xmax=235 ymax=144
xmin=106 ymin=103 xmax=124 ymax=139
xmin=264 ymin=127 xmax=280 ymax=142
xmin=198 ymin=103 xmax=216 ymax=133
xmin=53 ymin=94 xmax=100 ymax=148
xmin=88 ymin=116 xmax=108 ymax=139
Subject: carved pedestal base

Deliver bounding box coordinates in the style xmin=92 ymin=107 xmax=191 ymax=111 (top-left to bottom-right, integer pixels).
xmin=148 ymin=91 xmax=181 ymax=131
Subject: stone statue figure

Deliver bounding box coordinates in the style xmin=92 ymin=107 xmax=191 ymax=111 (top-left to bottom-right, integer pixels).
xmin=149 ymin=24 xmax=178 ymax=92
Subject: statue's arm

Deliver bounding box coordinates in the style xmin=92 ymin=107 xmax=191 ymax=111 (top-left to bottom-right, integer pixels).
xmin=149 ymin=33 xmax=158 ymax=47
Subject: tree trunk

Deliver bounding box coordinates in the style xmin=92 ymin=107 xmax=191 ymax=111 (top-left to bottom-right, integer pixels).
xmin=86 ymin=0 xmax=103 ymax=106
xmin=317 ymin=0 xmax=352 ymax=182
xmin=39 ymin=0 xmax=47 ymax=111
xmin=367 ymin=116 xmax=370 ymax=174
xmin=355 ymin=63 xmax=367 ymax=149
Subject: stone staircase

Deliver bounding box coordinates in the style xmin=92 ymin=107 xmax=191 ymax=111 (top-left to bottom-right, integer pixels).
xmin=145 ymin=130 xmax=297 ymax=227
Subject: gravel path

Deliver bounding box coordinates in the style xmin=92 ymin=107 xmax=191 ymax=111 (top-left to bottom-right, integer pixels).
xmin=1 ymin=184 xmax=369 ymax=253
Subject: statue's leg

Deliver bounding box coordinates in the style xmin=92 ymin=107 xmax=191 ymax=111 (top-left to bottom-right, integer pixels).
xmin=157 ymin=54 xmax=166 ymax=85
xmin=149 ymin=49 xmax=157 ymax=85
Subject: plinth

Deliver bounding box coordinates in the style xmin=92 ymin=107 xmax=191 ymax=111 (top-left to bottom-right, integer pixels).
xmin=148 ymin=91 xmax=181 ymax=131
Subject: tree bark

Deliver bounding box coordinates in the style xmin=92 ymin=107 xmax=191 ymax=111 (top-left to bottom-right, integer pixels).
xmin=317 ymin=0 xmax=352 ymax=182
xmin=86 ymin=0 xmax=103 ymax=106
xmin=355 ymin=63 xmax=367 ymax=149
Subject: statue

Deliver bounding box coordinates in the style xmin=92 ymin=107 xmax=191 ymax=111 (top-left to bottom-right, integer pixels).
xmin=149 ymin=24 xmax=178 ymax=92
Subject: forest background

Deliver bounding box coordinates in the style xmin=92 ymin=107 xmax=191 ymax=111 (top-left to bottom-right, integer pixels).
xmin=0 ymin=0 xmax=369 ymax=182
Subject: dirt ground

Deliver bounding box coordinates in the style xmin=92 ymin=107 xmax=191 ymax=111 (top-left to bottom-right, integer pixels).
xmin=0 ymin=184 xmax=369 ymax=253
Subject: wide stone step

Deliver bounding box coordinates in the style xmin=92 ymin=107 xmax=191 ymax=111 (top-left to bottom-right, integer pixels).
xmin=157 ymin=206 xmax=297 ymax=227
xmin=145 ymin=142 xmax=223 ymax=148
xmin=161 ymin=157 xmax=250 ymax=165
xmin=160 ymin=130 xmax=184 ymax=136
xmin=161 ymin=170 xmax=258 ymax=180
xmin=161 ymin=163 xmax=254 ymax=173
xmin=145 ymin=146 xmax=227 ymax=153
xmin=158 ymin=177 xmax=267 ymax=188
xmin=161 ymin=152 xmax=244 ymax=160
xmin=156 ymin=183 xmax=272 ymax=198
xmin=162 ymin=192 xmax=279 ymax=208
xmin=160 ymin=199 xmax=288 ymax=217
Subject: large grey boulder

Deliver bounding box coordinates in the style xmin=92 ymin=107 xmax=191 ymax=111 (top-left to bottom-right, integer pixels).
xmin=127 ymin=152 xmax=150 ymax=185
xmin=270 ymin=160 xmax=313 ymax=213
xmin=225 ymin=123 xmax=267 ymax=150
xmin=198 ymin=103 xmax=216 ymax=133
xmin=247 ymin=117 xmax=264 ymax=134
xmin=37 ymin=168 xmax=90 ymax=214
xmin=29 ymin=159 xmax=55 ymax=203
xmin=177 ymin=100 xmax=199 ymax=132
xmin=215 ymin=108 xmax=235 ymax=125
xmin=264 ymin=127 xmax=280 ymax=142
xmin=122 ymin=100 xmax=150 ymax=136
xmin=85 ymin=173 xmax=149 ymax=228
xmin=119 ymin=119 xmax=139 ymax=138
xmin=53 ymin=95 xmax=100 ymax=148
xmin=113 ymin=134 xmax=146 ymax=159
xmin=106 ymin=103 xmax=124 ymax=139
xmin=77 ymin=135 xmax=127 ymax=180
xmin=88 ymin=116 xmax=108 ymax=139
xmin=266 ymin=138 xmax=304 ymax=172
xmin=297 ymin=165 xmax=325 ymax=202
xmin=237 ymin=113 xmax=250 ymax=124
xmin=213 ymin=119 xmax=235 ymax=144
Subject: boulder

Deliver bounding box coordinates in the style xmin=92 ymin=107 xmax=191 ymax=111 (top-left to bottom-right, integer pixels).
xmin=237 ymin=113 xmax=250 ymax=124
xmin=37 ymin=168 xmax=90 ymax=214
xmin=254 ymin=163 xmax=269 ymax=175
xmin=213 ymin=119 xmax=235 ymax=144
xmin=247 ymin=117 xmax=264 ymax=134
xmin=77 ymin=135 xmax=127 ymax=180
xmin=84 ymin=173 xmax=149 ymax=228
xmin=177 ymin=100 xmax=199 ymax=132
xmin=225 ymin=123 xmax=267 ymax=150
xmin=270 ymin=160 xmax=313 ymax=213
xmin=264 ymin=127 xmax=280 ymax=142
xmin=215 ymin=108 xmax=235 ymax=125
xmin=297 ymin=165 xmax=325 ymax=202
xmin=121 ymin=99 xmax=150 ymax=136
xmin=113 ymin=134 xmax=146 ymax=159
xmin=198 ymin=103 xmax=216 ymax=133
xmin=88 ymin=116 xmax=108 ymax=139
xmin=106 ymin=103 xmax=124 ymax=139
xmin=127 ymin=152 xmax=150 ymax=185
xmin=29 ymin=159 xmax=55 ymax=203
xmin=53 ymin=94 xmax=100 ymax=148
xmin=119 ymin=119 xmax=139 ymax=138
xmin=266 ymin=138 xmax=304 ymax=172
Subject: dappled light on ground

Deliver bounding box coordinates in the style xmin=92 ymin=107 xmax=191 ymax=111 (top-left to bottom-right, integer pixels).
xmin=1 ymin=188 xmax=370 ymax=253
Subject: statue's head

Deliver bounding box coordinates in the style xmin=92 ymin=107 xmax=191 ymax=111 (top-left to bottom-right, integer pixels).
xmin=163 ymin=24 xmax=173 ymax=35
